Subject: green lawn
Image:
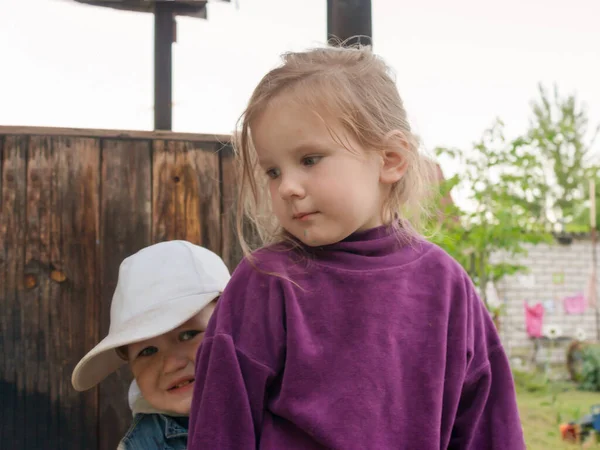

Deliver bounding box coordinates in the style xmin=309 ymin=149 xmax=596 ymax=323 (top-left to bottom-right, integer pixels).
xmin=516 ymin=375 xmax=600 ymax=449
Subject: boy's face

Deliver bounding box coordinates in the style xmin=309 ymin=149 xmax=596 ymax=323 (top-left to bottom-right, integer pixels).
xmin=126 ymin=306 xmax=214 ymax=415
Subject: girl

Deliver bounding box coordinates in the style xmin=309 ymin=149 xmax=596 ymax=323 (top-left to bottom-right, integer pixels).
xmin=188 ymin=46 xmax=525 ymax=449
xmin=71 ymin=240 xmax=230 ymax=450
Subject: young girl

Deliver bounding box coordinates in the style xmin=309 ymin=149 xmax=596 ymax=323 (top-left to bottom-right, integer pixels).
xmin=188 ymin=46 xmax=524 ymax=449
xmin=71 ymin=240 xmax=230 ymax=450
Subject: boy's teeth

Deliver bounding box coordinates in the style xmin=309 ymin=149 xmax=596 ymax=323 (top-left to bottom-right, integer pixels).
xmin=174 ymin=380 xmax=192 ymax=389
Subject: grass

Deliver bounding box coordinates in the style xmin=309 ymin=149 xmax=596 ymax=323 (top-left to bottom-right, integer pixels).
xmin=515 ymin=370 xmax=600 ymax=449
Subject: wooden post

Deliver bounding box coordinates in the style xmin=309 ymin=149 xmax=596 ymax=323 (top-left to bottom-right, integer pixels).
xmin=327 ymin=0 xmax=372 ymax=47
xmin=154 ymin=2 xmax=175 ymax=130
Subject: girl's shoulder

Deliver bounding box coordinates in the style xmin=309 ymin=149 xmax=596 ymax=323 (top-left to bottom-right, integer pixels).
xmin=417 ymin=239 xmax=470 ymax=280
xmin=230 ymin=243 xmax=308 ymax=282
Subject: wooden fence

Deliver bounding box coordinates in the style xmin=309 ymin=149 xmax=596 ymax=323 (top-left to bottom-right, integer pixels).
xmin=0 ymin=126 xmax=243 ymax=450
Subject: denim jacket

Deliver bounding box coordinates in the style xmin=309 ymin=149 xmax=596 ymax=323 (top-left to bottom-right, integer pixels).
xmin=117 ymin=381 xmax=188 ymax=450
xmin=117 ymin=413 xmax=188 ymax=450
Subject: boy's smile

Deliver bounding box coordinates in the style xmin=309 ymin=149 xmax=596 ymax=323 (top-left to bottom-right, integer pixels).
xmin=127 ymin=313 xmax=209 ymax=415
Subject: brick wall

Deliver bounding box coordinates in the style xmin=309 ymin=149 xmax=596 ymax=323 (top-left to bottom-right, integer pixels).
xmin=494 ymin=237 xmax=599 ymax=365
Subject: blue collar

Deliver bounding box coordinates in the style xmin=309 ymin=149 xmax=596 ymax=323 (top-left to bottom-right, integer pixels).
xmin=160 ymin=414 xmax=189 ymax=439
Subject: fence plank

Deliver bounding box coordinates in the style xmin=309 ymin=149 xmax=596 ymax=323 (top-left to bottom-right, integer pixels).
xmin=0 ymin=136 xmax=27 ymax=446
xmin=152 ymin=140 xmax=221 ymax=251
xmin=0 ymin=125 xmax=230 ymax=143
xmin=23 ymin=136 xmax=56 ymax=449
xmin=47 ymin=136 xmax=64 ymax=448
xmin=51 ymin=136 xmax=100 ymax=449
xmin=219 ymin=146 xmax=244 ymax=270
xmin=98 ymin=139 xmax=152 ymax=450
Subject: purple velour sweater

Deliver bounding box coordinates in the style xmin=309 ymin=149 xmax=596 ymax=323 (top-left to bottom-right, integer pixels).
xmin=188 ymin=225 xmax=524 ymax=450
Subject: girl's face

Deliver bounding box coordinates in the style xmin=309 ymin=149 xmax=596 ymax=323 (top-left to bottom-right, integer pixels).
xmin=126 ymin=309 xmax=212 ymax=415
xmin=252 ymin=97 xmax=386 ymax=247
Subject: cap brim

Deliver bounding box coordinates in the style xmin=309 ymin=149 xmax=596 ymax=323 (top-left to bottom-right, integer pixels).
xmin=71 ymin=291 xmax=219 ymax=392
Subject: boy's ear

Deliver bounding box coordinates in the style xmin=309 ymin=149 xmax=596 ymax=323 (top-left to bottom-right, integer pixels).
xmin=380 ymin=130 xmax=409 ymax=185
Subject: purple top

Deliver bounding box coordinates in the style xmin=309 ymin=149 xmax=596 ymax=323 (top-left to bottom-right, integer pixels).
xmin=189 ymin=225 xmax=524 ymax=449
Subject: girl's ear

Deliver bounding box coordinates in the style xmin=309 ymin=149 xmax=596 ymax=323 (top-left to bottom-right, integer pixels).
xmin=380 ymin=130 xmax=409 ymax=185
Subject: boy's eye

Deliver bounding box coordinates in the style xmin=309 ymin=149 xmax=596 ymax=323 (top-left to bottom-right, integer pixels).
xmin=138 ymin=346 xmax=157 ymax=357
xmin=302 ymin=156 xmax=322 ymax=167
xmin=179 ymin=330 xmax=202 ymax=342
xmin=265 ymin=167 xmax=280 ymax=179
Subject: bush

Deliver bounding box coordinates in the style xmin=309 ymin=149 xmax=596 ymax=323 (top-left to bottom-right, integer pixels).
xmin=578 ymin=344 xmax=600 ymax=392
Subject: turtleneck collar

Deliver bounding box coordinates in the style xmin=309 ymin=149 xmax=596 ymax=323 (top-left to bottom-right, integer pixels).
xmin=294 ymin=223 xmax=431 ymax=271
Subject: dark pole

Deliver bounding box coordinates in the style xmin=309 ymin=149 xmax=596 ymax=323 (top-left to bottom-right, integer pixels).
xmin=154 ymin=2 xmax=175 ymax=130
xmin=327 ymin=0 xmax=372 ymax=47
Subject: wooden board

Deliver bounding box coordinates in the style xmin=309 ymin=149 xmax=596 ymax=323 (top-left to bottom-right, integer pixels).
xmin=51 ymin=137 xmax=101 ymax=449
xmin=219 ymin=144 xmax=244 ymax=270
xmin=98 ymin=139 xmax=152 ymax=450
xmin=0 ymin=125 xmax=230 ymax=144
xmin=152 ymin=140 xmax=221 ymax=252
xmin=22 ymin=136 xmax=54 ymax=448
xmin=0 ymin=136 xmax=27 ymax=446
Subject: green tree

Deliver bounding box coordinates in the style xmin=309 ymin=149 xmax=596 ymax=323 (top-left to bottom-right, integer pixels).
xmin=429 ymin=120 xmax=551 ymax=318
xmin=526 ymin=84 xmax=600 ymax=231
xmin=428 ymin=85 xmax=599 ymax=329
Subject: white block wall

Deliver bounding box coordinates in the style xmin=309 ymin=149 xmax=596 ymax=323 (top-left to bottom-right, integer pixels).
xmin=494 ymin=238 xmax=600 ymax=364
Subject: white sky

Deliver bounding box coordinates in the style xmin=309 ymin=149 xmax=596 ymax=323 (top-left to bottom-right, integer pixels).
xmin=1 ymin=0 xmax=599 ymax=184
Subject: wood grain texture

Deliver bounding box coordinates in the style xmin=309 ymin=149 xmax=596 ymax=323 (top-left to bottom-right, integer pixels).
xmin=0 ymin=136 xmax=27 ymax=446
xmin=51 ymin=136 xmax=100 ymax=449
xmin=152 ymin=140 xmax=221 ymax=252
xmin=23 ymin=136 xmax=54 ymax=449
xmin=0 ymin=130 xmax=243 ymax=449
xmin=0 ymin=125 xmax=230 ymax=143
xmin=219 ymin=144 xmax=244 ymax=270
xmin=98 ymin=139 xmax=151 ymax=450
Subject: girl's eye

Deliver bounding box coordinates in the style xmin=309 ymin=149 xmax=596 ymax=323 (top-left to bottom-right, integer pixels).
xmin=138 ymin=346 xmax=158 ymax=358
xmin=265 ymin=168 xmax=280 ymax=179
xmin=302 ymin=156 xmax=322 ymax=167
xmin=179 ymin=330 xmax=202 ymax=342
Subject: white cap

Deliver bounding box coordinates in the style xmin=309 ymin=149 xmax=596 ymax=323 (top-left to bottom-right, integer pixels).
xmin=71 ymin=240 xmax=230 ymax=392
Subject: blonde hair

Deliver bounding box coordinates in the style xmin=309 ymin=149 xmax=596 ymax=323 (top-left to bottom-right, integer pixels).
xmin=234 ymin=45 xmax=436 ymax=257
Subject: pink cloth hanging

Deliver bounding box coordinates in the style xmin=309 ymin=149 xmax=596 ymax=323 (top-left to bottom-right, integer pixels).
xmin=564 ymin=293 xmax=587 ymax=314
xmin=525 ymin=302 xmax=544 ymax=338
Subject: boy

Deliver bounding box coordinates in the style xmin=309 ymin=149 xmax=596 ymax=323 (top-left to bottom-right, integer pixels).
xmin=72 ymin=240 xmax=230 ymax=449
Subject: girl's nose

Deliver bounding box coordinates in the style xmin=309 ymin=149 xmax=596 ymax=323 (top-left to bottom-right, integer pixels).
xmin=278 ymin=173 xmax=305 ymax=199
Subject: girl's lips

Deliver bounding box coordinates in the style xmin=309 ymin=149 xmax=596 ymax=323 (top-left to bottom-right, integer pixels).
xmin=294 ymin=212 xmax=318 ymax=221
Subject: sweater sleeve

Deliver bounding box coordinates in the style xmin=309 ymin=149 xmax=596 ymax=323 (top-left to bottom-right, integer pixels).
xmin=449 ymin=345 xmax=525 ymax=449
xmin=188 ymin=257 xmax=287 ymax=450
xmin=447 ymin=278 xmax=525 ymax=450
